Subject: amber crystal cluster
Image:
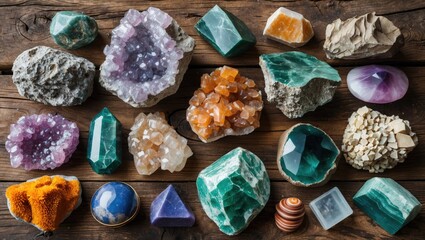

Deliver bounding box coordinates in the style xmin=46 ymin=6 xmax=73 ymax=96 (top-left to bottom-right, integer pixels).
xmin=187 ymin=66 xmax=263 ymax=142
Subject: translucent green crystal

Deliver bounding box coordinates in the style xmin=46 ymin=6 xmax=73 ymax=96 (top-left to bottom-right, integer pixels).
xmin=196 ymin=147 xmax=270 ymax=235
xmin=50 ymin=11 xmax=98 ymax=49
xmin=194 ymin=5 xmax=256 ymax=57
xmin=87 ymin=107 xmax=122 ymax=174
xmin=278 ymin=124 xmax=340 ymax=187
xmin=353 ymin=177 xmax=421 ymax=234
xmin=260 ymin=51 xmax=341 ymax=87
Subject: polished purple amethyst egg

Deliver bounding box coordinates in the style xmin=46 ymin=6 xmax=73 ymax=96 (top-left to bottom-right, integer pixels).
xmin=347 ymin=65 xmax=408 ymax=104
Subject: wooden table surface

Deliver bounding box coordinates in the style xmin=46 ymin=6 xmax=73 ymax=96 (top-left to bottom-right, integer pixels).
xmin=1 ymin=1 xmax=424 ymax=239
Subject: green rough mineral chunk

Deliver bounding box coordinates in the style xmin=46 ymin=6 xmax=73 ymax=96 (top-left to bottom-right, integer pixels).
xmin=196 ymin=147 xmax=270 ymax=235
xmin=87 ymin=107 xmax=122 ymax=174
xmin=278 ymin=123 xmax=340 ymax=187
xmin=194 ymin=5 xmax=256 ymax=57
xmin=259 ymin=51 xmax=341 ymax=118
xmin=50 ymin=11 xmax=98 ymax=49
xmin=260 ymin=51 xmax=341 ymax=87
xmin=353 ymin=177 xmax=421 ymax=235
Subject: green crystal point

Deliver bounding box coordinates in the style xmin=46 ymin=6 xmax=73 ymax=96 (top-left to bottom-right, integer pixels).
xmin=196 ymin=147 xmax=270 ymax=235
xmin=50 ymin=11 xmax=98 ymax=49
xmin=87 ymin=107 xmax=122 ymax=174
xmin=353 ymin=177 xmax=422 ymax=234
xmin=195 ymin=5 xmax=256 ymax=57
xmin=278 ymin=123 xmax=340 ymax=187
xmin=260 ymin=51 xmax=341 ymax=87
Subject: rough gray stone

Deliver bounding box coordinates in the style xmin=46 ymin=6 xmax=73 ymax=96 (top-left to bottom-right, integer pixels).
xmin=12 ymin=46 xmax=95 ymax=106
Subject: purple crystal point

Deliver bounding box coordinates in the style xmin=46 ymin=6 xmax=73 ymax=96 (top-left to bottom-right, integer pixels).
xmin=100 ymin=8 xmax=195 ymax=107
xmin=150 ymin=185 xmax=195 ymax=227
xmin=5 ymin=114 xmax=79 ymax=170
xmin=347 ymin=65 xmax=408 ymax=104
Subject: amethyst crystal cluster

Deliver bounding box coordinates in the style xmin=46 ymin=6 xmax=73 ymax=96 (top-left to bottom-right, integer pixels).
xmin=100 ymin=8 xmax=195 ymax=107
xmin=5 ymin=114 xmax=79 ymax=170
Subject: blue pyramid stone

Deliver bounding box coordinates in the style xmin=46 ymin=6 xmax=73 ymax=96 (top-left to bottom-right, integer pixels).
xmin=150 ymin=185 xmax=195 ymax=227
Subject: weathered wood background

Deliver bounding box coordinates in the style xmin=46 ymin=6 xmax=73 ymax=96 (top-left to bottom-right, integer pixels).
xmin=0 ymin=0 xmax=425 ymax=239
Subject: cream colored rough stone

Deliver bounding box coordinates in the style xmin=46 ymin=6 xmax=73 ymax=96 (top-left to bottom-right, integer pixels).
xmin=342 ymin=107 xmax=417 ymax=173
xmin=323 ymin=12 xmax=404 ymax=59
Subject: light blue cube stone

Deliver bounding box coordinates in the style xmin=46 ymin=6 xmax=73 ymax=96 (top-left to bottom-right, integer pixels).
xmin=309 ymin=187 xmax=353 ymax=230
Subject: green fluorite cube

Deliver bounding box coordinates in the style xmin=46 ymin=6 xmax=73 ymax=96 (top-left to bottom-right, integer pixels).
xmin=196 ymin=147 xmax=270 ymax=235
xmin=278 ymin=124 xmax=340 ymax=187
xmin=353 ymin=177 xmax=422 ymax=234
xmin=87 ymin=107 xmax=122 ymax=174
xmin=195 ymin=5 xmax=256 ymax=57
xmin=50 ymin=11 xmax=98 ymax=49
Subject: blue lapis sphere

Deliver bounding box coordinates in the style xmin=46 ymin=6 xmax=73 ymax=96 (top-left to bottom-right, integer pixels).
xmin=91 ymin=182 xmax=140 ymax=227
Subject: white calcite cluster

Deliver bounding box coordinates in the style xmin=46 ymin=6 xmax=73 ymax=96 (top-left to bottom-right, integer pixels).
xmin=100 ymin=8 xmax=195 ymax=107
xmin=128 ymin=112 xmax=193 ymax=175
xmin=342 ymin=106 xmax=418 ymax=173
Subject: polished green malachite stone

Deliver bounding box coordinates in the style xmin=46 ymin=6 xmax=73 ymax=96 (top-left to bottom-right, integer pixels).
xmin=50 ymin=11 xmax=98 ymax=49
xmin=87 ymin=107 xmax=122 ymax=174
xmin=196 ymin=147 xmax=270 ymax=235
xmin=260 ymin=51 xmax=341 ymax=87
xmin=279 ymin=124 xmax=339 ymax=186
xmin=353 ymin=177 xmax=421 ymax=235
xmin=194 ymin=5 xmax=256 ymax=57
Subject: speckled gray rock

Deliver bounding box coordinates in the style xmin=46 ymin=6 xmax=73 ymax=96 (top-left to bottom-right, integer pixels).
xmin=12 ymin=46 xmax=95 ymax=106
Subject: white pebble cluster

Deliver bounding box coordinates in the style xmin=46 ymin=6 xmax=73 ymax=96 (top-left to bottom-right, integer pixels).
xmin=342 ymin=106 xmax=418 ymax=173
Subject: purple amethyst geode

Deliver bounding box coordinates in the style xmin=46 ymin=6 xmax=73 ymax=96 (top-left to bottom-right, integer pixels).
xmin=5 ymin=114 xmax=79 ymax=170
xmin=347 ymin=65 xmax=409 ymax=104
xmin=99 ymin=8 xmax=195 ymax=107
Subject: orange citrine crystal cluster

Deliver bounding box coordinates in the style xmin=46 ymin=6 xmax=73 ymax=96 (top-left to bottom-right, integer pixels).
xmin=263 ymin=7 xmax=314 ymax=48
xmin=5 ymin=175 xmax=81 ymax=232
xmin=187 ymin=66 xmax=263 ymax=142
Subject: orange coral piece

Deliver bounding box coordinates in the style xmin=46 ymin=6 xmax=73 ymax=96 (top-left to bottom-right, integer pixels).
xmin=5 ymin=175 xmax=81 ymax=232
xmin=264 ymin=7 xmax=314 ymax=48
xmin=187 ymin=66 xmax=263 ymax=142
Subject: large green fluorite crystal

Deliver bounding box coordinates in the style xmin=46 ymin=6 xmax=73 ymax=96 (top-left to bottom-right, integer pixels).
xmin=277 ymin=123 xmax=340 ymax=187
xmin=87 ymin=107 xmax=122 ymax=174
xmin=50 ymin=11 xmax=98 ymax=49
xmin=259 ymin=51 xmax=341 ymax=118
xmin=195 ymin=5 xmax=256 ymax=57
xmin=353 ymin=177 xmax=421 ymax=234
xmin=196 ymin=147 xmax=270 ymax=235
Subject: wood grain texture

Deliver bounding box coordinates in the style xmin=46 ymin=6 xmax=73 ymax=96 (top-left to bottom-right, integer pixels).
xmin=1 ymin=1 xmax=425 ymax=239
xmin=1 ymin=181 xmax=424 ymax=240
xmin=0 ymin=0 xmax=425 ymax=69
xmin=1 ymin=67 xmax=425 ymax=182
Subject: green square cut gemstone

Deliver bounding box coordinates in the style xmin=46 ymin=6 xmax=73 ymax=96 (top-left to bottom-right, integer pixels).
xmin=194 ymin=5 xmax=256 ymax=57
xmin=87 ymin=107 xmax=122 ymax=174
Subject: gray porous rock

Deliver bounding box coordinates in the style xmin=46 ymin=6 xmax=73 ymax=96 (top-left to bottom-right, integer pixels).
xmin=12 ymin=46 xmax=95 ymax=106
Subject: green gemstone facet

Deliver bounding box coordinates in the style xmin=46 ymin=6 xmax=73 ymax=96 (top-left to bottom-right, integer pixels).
xmin=260 ymin=51 xmax=341 ymax=87
xmin=50 ymin=11 xmax=98 ymax=49
xmin=278 ymin=124 xmax=340 ymax=187
xmin=87 ymin=107 xmax=122 ymax=174
xmin=194 ymin=5 xmax=256 ymax=57
xmin=196 ymin=147 xmax=270 ymax=235
xmin=353 ymin=177 xmax=421 ymax=235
